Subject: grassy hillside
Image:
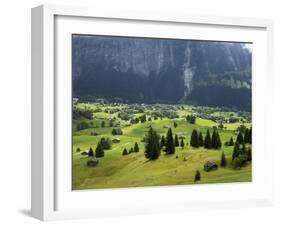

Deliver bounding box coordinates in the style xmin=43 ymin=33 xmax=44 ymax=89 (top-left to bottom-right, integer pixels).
xmin=72 ymin=103 xmax=252 ymax=190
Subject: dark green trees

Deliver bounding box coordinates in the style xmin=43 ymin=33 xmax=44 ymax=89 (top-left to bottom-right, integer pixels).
xmin=236 ymin=131 xmax=244 ymax=144
xmin=194 ymin=170 xmax=201 ymax=183
xmin=134 ymin=142 xmax=140 ymax=152
xmin=95 ymin=142 xmax=104 ymax=158
xmin=160 ymin=135 xmax=166 ymax=148
xmin=129 ymin=147 xmax=134 ymax=154
xmin=211 ymin=130 xmax=222 ymax=149
xmin=180 ymin=139 xmax=185 ymax=149
xmin=190 ymin=129 xmax=199 ymax=148
xmin=200 ymin=129 xmax=222 ymax=149
xmin=140 ymin=115 xmax=146 ymax=123
xmin=198 ymin=132 xmax=204 ymax=147
xmin=204 ymin=130 xmax=212 ymax=149
xmin=229 ymin=137 xmax=234 ymax=146
xmin=248 ymin=127 xmax=252 ymax=144
xmin=244 ymin=127 xmax=252 ymax=144
xmin=88 ymin=147 xmax=94 ymax=157
xmin=186 ymin=115 xmax=196 ymax=124
xmin=122 ymin=148 xmax=128 ymax=156
xmin=165 ymin=128 xmax=175 ymax=154
xmin=76 ymin=147 xmax=81 ymax=152
xmin=220 ymin=151 xmax=227 ymax=167
xmin=174 ymin=122 xmax=178 ymax=128
xmin=247 ymin=147 xmax=252 ymax=161
xmin=100 ymin=137 xmax=112 ymax=150
xmin=112 ymin=128 xmax=123 ymax=135
xmin=174 ymin=135 xmax=179 ymax=147
xmin=232 ymin=142 xmax=240 ymax=162
xmin=144 ymin=127 xmax=161 ymax=160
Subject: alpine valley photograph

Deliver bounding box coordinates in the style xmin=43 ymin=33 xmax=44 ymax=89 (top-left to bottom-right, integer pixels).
xmin=72 ymin=35 xmax=252 ymax=190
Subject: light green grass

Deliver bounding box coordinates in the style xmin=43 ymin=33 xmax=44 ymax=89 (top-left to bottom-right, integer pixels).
xmin=72 ymin=103 xmax=252 ymax=190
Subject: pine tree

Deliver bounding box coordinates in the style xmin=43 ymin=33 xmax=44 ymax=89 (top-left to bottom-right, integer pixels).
xmin=165 ymin=128 xmax=175 ymax=154
xmin=88 ymin=147 xmax=94 ymax=157
xmin=129 ymin=147 xmax=134 ymax=154
xmin=101 ymin=121 xmax=105 ymax=128
xmin=186 ymin=115 xmax=196 ymax=124
xmin=76 ymin=147 xmax=81 ymax=152
xmin=190 ymin=129 xmax=199 ymax=148
xmin=194 ymin=170 xmax=201 ymax=183
xmin=95 ymin=142 xmax=104 ymax=158
xmin=204 ymin=130 xmax=212 ymax=149
xmin=249 ymin=127 xmax=252 ymax=144
xmin=180 ymin=139 xmax=185 ymax=149
xmin=236 ymin=131 xmax=244 ymax=144
xmin=134 ymin=142 xmax=140 ymax=152
xmin=174 ymin=121 xmax=178 ymax=128
xmin=217 ymin=131 xmax=222 ymax=149
xmin=122 ymin=148 xmax=128 ymax=156
xmin=198 ymin=132 xmax=204 ymax=147
xmin=211 ymin=130 xmax=218 ymax=149
xmin=241 ymin=142 xmax=246 ymax=154
xmin=229 ymin=137 xmax=234 ymax=146
xmin=211 ymin=130 xmax=222 ymax=149
xmin=144 ymin=127 xmax=161 ymax=160
xmin=247 ymin=148 xmax=252 ymax=161
xmin=175 ymin=134 xmax=179 ymax=147
xmin=232 ymin=142 xmax=240 ymax=162
xmin=160 ymin=135 xmax=166 ymax=148
xmin=220 ymin=151 xmax=227 ymax=167
xmin=244 ymin=128 xmax=250 ymax=143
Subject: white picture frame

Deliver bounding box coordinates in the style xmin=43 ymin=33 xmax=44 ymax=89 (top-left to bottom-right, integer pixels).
xmin=31 ymin=4 xmax=274 ymax=221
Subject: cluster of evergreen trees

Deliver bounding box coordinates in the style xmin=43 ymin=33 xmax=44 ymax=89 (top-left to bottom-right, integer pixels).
xmin=122 ymin=142 xmax=140 ymax=156
xmin=225 ymin=137 xmax=234 ymax=146
xmin=190 ymin=129 xmax=221 ymax=149
xmin=112 ymin=128 xmax=123 ymax=135
xmin=219 ymin=127 xmax=252 ymax=169
xmin=88 ymin=142 xmax=105 ymax=158
xmin=163 ymin=128 xmax=175 ymax=154
xmin=144 ymin=128 xmax=161 ymax=160
xmin=100 ymin=137 xmax=112 ymax=150
xmin=231 ymin=128 xmax=252 ymax=169
xmin=160 ymin=130 xmax=185 ymax=150
xmin=144 ymin=127 xmax=187 ymax=160
xmin=186 ymin=115 xmax=196 ymax=124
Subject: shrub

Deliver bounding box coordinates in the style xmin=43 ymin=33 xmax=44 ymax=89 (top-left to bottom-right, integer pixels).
xmin=232 ymin=154 xmax=247 ymax=169
xmin=76 ymin=121 xmax=89 ymax=131
xmin=112 ymin=128 xmax=123 ymax=135
xmin=134 ymin=142 xmax=140 ymax=152
xmin=186 ymin=115 xmax=196 ymax=124
xmin=194 ymin=170 xmax=201 ymax=182
xmin=95 ymin=142 xmax=104 ymax=158
xmin=129 ymin=147 xmax=134 ymax=154
xmin=122 ymin=148 xmax=128 ymax=156
xmin=100 ymin=137 xmax=112 ymax=150
xmin=88 ymin=147 xmax=94 ymax=157
xmin=220 ymin=151 xmax=227 ymax=167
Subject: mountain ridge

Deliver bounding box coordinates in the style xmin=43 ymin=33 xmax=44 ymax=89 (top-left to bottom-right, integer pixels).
xmin=72 ymin=35 xmax=252 ymax=110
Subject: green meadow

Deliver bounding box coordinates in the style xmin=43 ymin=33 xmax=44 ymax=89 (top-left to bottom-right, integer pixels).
xmin=72 ymin=103 xmax=252 ymax=190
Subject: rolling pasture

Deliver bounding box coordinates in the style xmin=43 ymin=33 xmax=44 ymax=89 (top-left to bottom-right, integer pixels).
xmin=72 ymin=103 xmax=252 ymax=190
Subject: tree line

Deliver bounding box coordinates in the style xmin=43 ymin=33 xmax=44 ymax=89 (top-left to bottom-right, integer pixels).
xmin=190 ymin=129 xmax=221 ymax=149
xmin=144 ymin=127 xmax=186 ymax=160
xmin=122 ymin=142 xmax=140 ymax=155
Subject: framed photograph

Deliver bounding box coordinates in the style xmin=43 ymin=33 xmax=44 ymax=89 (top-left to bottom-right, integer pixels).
xmin=31 ymin=4 xmax=274 ymax=221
